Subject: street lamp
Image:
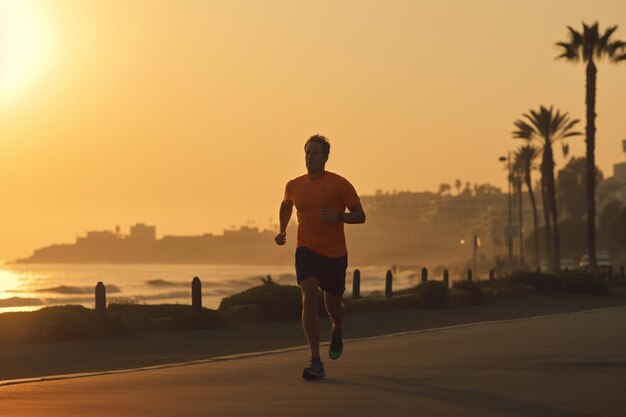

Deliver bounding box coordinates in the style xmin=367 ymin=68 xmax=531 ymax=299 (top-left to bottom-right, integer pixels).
xmin=499 ymin=153 xmax=513 ymax=265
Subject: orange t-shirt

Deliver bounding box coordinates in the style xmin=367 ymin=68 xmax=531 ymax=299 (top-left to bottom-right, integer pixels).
xmin=284 ymin=171 xmax=360 ymax=258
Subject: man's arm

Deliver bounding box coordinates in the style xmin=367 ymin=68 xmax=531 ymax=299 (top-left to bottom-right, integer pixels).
xmin=319 ymin=202 xmax=366 ymax=224
xmin=342 ymin=202 xmax=366 ymax=224
xmin=275 ymin=200 xmax=293 ymax=245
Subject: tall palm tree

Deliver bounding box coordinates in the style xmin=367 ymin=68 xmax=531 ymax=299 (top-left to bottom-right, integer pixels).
xmin=556 ymin=22 xmax=626 ymax=270
xmin=515 ymin=145 xmax=541 ymax=270
xmin=510 ymin=163 xmax=525 ymax=268
xmin=540 ymin=169 xmax=553 ymax=270
xmin=513 ymin=106 xmax=581 ymax=272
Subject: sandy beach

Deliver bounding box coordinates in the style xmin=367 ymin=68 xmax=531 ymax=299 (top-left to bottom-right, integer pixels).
xmin=2 ymin=287 xmax=626 ymax=383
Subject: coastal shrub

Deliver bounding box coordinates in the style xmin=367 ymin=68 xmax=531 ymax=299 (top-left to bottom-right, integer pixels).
xmin=482 ymin=278 xmax=532 ymax=299
xmin=416 ymin=281 xmax=448 ymax=309
xmin=108 ymin=303 xmax=222 ymax=329
xmin=510 ymin=271 xmax=562 ymax=294
xmin=0 ymin=303 xmax=224 ymax=345
xmin=452 ymin=280 xmax=485 ymax=305
xmin=218 ymin=283 xmax=303 ymax=320
xmin=393 ymin=286 xmax=418 ymax=296
xmin=0 ymin=305 xmax=102 ymax=344
xmin=345 ymin=296 xmax=395 ymax=312
xmin=31 ymin=305 xmax=105 ymax=341
xmin=557 ymin=271 xmax=610 ymax=295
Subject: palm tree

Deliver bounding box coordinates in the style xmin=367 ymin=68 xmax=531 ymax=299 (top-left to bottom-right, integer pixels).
xmin=454 ymin=179 xmax=462 ymax=195
xmin=540 ymin=166 xmax=553 ymax=271
xmin=515 ymin=145 xmax=541 ymax=270
xmin=513 ymin=106 xmax=581 ymax=272
xmin=438 ymin=183 xmax=451 ymax=196
xmin=510 ymin=163 xmax=525 ymax=268
xmin=556 ymin=22 xmax=626 ymax=270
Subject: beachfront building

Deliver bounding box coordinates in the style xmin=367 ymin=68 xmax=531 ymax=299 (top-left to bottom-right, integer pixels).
xmin=76 ymin=230 xmax=120 ymax=244
xmin=599 ymin=161 xmax=626 ymax=207
xmin=129 ymin=223 xmax=157 ymax=240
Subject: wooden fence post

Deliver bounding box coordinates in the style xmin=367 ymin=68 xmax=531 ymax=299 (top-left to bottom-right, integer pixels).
xmin=385 ymin=270 xmax=393 ymax=297
xmin=421 ymin=267 xmax=428 ymax=283
xmin=192 ymin=276 xmax=202 ymax=310
xmin=443 ymin=269 xmax=449 ymax=288
xmin=95 ymin=282 xmax=106 ymax=318
xmin=352 ymin=269 xmax=361 ymax=299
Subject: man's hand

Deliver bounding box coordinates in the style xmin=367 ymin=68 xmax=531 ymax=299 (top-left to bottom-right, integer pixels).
xmin=319 ymin=207 xmax=339 ymax=223
xmin=275 ymin=232 xmax=287 ymax=245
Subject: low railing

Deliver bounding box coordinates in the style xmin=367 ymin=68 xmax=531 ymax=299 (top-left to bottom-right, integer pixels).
xmin=92 ymin=264 xmax=625 ymax=315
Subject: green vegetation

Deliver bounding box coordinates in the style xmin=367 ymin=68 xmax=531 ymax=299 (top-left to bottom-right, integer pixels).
xmin=218 ymin=282 xmax=302 ymax=320
xmin=559 ymin=271 xmax=611 ymax=295
xmin=108 ymin=302 xmax=221 ymax=330
xmin=416 ymin=281 xmax=448 ymax=309
xmin=509 ymin=271 xmax=563 ymax=294
xmin=0 ymin=269 xmax=614 ymax=346
xmin=0 ymin=303 xmax=221 ymax=345
xmin=508 ymin=270 xmax=609 ymax=295
xmin=0 ymin=305 xmax=108 ymax=345
xmin=452 ymin=280 xmax=485 ymax=305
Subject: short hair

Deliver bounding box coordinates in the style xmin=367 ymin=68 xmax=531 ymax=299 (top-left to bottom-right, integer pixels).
xmin=304 ymin=134 xmax=330 ymax=156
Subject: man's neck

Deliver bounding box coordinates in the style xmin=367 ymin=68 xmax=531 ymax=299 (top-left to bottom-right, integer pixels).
xmin=307 ymin=169 xmax=326 ymax=180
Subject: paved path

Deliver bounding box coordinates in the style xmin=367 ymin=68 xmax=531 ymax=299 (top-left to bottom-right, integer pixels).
xmin=2 ymin=307 xmax=626 ymax=417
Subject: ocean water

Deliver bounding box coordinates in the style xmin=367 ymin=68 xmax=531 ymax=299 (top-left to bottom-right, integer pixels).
xmin=0 ymin=263 xmax=422 ymax=313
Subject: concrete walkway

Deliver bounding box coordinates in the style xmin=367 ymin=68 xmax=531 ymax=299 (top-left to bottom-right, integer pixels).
xmin=2 ymin=307 xmax=625 ymax=417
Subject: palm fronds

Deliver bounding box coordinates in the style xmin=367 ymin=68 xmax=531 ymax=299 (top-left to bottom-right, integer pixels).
xmin=556 ymin=21 xmax=626 ymax=63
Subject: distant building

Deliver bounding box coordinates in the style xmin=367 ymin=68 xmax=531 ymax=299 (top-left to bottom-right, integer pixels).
xmin=599 ymin=161 xmax=626 ymax=207
xmin=76 ymin=230 xmax=119 ymax=244
xmin=129 ymin=223 xmax=156 ymax=240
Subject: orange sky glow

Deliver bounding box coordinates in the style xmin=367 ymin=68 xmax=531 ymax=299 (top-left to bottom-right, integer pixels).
xmin=1 ymin=0 xmax=625 ymax=260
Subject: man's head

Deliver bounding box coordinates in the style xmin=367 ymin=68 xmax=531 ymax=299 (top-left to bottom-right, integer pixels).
xmin=304 ymin=134 xmax=330 ymax=174
xmin=304 ymin=134 xmax=330 ymax=157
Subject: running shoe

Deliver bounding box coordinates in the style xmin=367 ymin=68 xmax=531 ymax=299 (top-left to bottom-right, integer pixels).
xmin=329 ymin=333 xmax=343 ymax=360
xmin=302 ymin=358 xmax=326 ymax=379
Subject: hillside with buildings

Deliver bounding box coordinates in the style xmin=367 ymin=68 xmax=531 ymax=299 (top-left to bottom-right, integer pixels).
xmin=14 ymin=187 xmax=518 ymax=268
xmin=14 ymin=223 xmax=294 ymax=265
xmin=14 ymin=165 xmax=626 ymax=267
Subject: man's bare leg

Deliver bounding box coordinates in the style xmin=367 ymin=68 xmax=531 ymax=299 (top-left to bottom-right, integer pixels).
xmin=300 ymin=277 xmax=321 ymax=359
xmin=324 ymin=292 xmax=345 ymax=337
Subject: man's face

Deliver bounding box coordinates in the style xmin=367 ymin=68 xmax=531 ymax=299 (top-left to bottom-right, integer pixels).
xmin=305 ymin=141 xmax=328 ymax=172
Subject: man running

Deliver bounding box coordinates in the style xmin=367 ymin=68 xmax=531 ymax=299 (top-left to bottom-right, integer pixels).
xmin=275 ymin=134 xmax=366 ymax=379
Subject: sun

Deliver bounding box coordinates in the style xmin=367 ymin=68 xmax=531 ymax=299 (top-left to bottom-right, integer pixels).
xmin=1 ymin=0 xmax=57 ymax=105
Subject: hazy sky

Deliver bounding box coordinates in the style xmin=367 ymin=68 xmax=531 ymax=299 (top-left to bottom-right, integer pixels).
xmin=1 ymin=0 xmax=625 ymax=260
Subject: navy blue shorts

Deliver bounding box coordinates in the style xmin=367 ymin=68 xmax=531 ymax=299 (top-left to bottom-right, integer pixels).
xmin=295 ymin=247 xmax=347 ymax=296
